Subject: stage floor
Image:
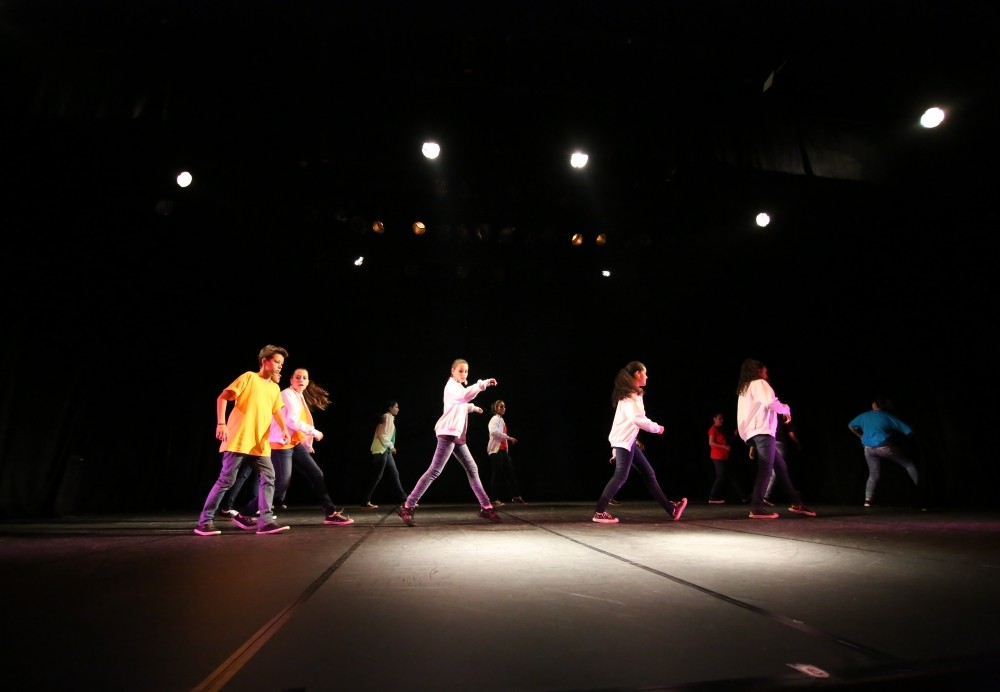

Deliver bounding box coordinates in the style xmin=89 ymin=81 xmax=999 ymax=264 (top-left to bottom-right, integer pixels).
xmin=2 ymin=501 xmax=999 ymax=691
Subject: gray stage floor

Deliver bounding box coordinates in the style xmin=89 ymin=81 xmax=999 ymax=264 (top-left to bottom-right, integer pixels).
xmin=2 ymin=501 xmax=999 ymax=691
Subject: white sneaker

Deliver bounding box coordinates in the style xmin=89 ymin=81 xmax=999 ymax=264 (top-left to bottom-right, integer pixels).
xmin=592 ymin=512 xmax=619 ymax=524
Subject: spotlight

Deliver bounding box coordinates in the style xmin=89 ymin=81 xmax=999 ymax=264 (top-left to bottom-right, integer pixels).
xmin=372 ymin=220 xmax=385 ymax=233
xmin=571 ymin=233 xmax=584 ymax=246
xmin=595 ymin=233 xmax=607 ymax=246
xmin=413 ymin=221 xmax=426 ymax=235
xmin=920 ymin=107 xmax=945 ymax=128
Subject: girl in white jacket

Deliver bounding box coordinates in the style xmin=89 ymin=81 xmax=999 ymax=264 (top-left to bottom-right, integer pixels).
xmin=397 ymin=359 xmax=500 ymax=526
xmin=593 ymin=361 xmax=688 ymax=524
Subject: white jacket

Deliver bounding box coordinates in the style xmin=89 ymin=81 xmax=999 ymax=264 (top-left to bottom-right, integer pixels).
xmin=737 ymin=379 xmax=790 ymax=441
xmin=608 ymin=394 xmax=663 ymax=449
xmin=434 ymin=377 xmax=489 ymax=443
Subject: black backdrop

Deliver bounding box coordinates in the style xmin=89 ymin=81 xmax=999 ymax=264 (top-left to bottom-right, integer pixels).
xmin=2 ymin=140 xmax=996 ymax=518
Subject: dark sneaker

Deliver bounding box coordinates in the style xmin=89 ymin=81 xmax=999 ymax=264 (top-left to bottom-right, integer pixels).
xmin=492 ymin=499 xmax=506 ymax=507
xmin=789 ymin=504 xmax=817 ymax=517
xmin=479 ymin=507 xmax=501 ymax=523
xmin=216 ymin=508 xmax=238 ymax=518
xmin=592 ymin=511 xmax=619 ymax=524
xmin=256 ymin=522 xmax=290 ymax=535
xmin=232 ymin=513 xmax=256 ymax=531
xmin=762 ymin=498 xmax=775 ymax=507
xmin=194 ymin=522 xmax=221 ymax=536
xmin=864 ymin=498 xmax=873 ymax=507
xmin=324 ymin=511 xmax=355 ymax=526
xmin=608 ymin=498 xmax=622 ymax=506
xmin=512 ymin=496 xmax=527 ymax=504
xmin=749 ymin=509 xmax=779 ymax=519
xmin=671 ymin=498 xmax=688 ymax=521
xmin=396 ymin=505 xmax=415 ymax=526
xmin=361 ymin=502 xmax=378 ymax=509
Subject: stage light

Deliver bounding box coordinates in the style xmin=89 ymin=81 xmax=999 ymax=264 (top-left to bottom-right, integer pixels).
xmin=422 ymin=142 xmax=441 ymax=159
xmin=372 ymin=220 xmax=384 ymax=233
xmin=755 ymin=212 xmax=771 ymax=228
xmin=920 ymin=107 xmax=945 ymax=128
xmin=595 ymin=233 xmax=607 ymax=246
xmin=571 ymin=233 xmax=584 ymax=246
xmin=570 ymin=152 xmax=589 ymax=169
xmin=413 ymin=221 xmax=426 ymax=235
xmin=176 ymin=171 xmax=192 ymax=188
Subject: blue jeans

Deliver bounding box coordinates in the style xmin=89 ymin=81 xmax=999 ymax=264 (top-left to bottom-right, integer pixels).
xmin=285 ymin=443 xmax=338 ymax=514
xmin=749 ymin=434 xmax=801 ymax=511
xmin=863 ymin=444 xmax=919 ymax=500
xmin=364 ymin=450 xmax=407 ymax=505
xmin=596 ymin=443 xmax=677 ymax=515
xmin=199 ymin=451 xmax=276 ymax=528
xmin=405 ymin=435 xmax=490 ymax=509
xmin=764 ymin=440 xmax=792 ymax=499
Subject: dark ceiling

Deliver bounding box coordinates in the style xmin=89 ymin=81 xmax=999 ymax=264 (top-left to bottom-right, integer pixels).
xmin=3 ymin=1 xmax=998 ymax=274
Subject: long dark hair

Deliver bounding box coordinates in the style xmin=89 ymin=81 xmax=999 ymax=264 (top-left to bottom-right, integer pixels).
xmin=736 ymin=358 xmax=764 ymax=397
xmin=611 ymin=361 xmax=645 ymax=407
xmin=303 ymin=378 xmax=331 ymax=411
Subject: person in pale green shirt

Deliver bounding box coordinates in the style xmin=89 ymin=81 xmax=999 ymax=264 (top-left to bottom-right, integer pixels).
xmin=362 ymin=401 xmax=408 ymax=508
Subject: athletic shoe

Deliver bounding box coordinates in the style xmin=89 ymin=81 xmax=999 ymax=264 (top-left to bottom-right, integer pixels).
xmin=232 ymin=513 xmax=256 ymax=530
xmin=361 ymin=502 xmax=378 ymax=509
xmin=216 ymin=508 xmax=238 ymax=518
xmin=492 ymin=499 xmax=506 ymax=507
xmin=708 ymin=499 xmax=725 ymax=504
xmin=608 ymin=498 xmax=622 ymax=506
xmin=592 ymin=511 xmax=619 ymax=524
xmin=396 ymin=505 xmax=415 ymax=526
xmin=194 ymin=522 xmax=221 ymax=536
xmin=789 ymin=504 xmax=817 ymax=517
xmin=671 ymin=498 xmax=688 ymax=521
xmin=256 ymin=522 xmax=290 ymax=535
xmin=864 ymin=498 xmax=873 ymax=507
xmin=479 ymin=507 xmax=502 ymax=522
xmin=762 ymin=498 xmax=775 ymax=507
xmin=749 ymin=509 xmax=779 ymax=519
xmin=324 ymin=511 xmax=355 ymax=526
xmin=512 ymin=496 xmax=527 ymax=504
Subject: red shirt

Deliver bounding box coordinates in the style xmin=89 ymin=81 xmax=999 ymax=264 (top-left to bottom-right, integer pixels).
xmin=708 ymin=424 xmax=729 ymax=461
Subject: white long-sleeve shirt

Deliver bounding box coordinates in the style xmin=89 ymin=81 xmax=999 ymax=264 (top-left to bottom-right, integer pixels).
xmin=434 ymin=377 xmax=489 ymax=443
xmin=608 ymin=394 xmax=663 ymax=449
xmin=269 ymin=388 xmax=319 ymax=451
xmin=736 ymin=379 xmax=790 ymax=441
xmin=487 ymin=414 xmax=512 ymax=454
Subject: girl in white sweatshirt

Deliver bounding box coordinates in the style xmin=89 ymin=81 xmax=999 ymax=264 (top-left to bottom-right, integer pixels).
xmin=396 ymin=359 xmax=500 ymax=526
xmin=593 ymin=361 xmax=688 ymax=524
